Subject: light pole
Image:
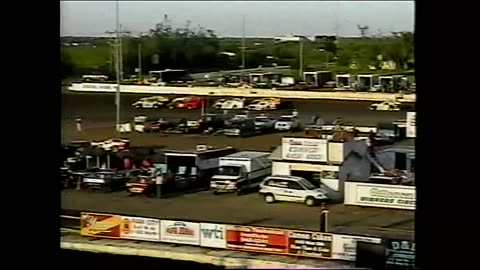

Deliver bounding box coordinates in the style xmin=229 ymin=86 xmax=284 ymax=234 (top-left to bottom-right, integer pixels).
xmin=138 ymin=41 xmax=142 ymax=80
xmin=115 ymin=0 xmax=121 ymax=131
xmin=299 ymin=39 xmax=303 ymax=79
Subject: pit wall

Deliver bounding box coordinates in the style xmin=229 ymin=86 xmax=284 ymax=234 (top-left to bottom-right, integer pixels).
xmin=68 ymin=83 xmax=416 ymax=102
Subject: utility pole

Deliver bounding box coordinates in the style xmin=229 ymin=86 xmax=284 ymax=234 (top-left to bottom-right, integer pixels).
xmin=299 ymin=39 xmax=303 ymax=79
xmin=241 ymin=15 xmax=246 ymax=82
xmin=115 ymin=1 xmax=121 ymax=131
xmin=138 ymin=42 xmax=142 ymax=79
xmin=119 ymin=24 xmax=124 ymax=81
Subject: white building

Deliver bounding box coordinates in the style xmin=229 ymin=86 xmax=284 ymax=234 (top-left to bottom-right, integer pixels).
xmin=269 ymin=137 xmax=372 ymax=202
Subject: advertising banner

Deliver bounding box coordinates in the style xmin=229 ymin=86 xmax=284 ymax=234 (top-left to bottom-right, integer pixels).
xmin=120 ymin=216 xmax=160 ymax=241
xmin=332 ymin=234 xmax=382 ymax=261
xmin=80 ymin=212 xmax=123 ymax=239
xmin=226 ymin=225 xmax=289 ymax=254
xmin=406 ymin=112 xmax=416 ymax=138
xmin=200 ymin=223 xmax=227 ymax=249
xmin=287 ymin=230 xmax=333 ymax=258
xmin=355 ymin=184 xmax=416 ymax=210
xmin=385 ymin=239 xmax=415 ymax=268
xmin=282 ymin=137 xmax=328 ymax=162
xmin=160 ymin=220 xmax=200 ymax=245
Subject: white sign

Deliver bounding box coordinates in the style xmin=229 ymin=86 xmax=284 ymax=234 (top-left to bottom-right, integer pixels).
xmin=200 ymin=223 xmax=226 ymax=248
xmin=332 ymin=234 xmax=382 ymax=261
xmin=406 ymin=112 xmax=416 ymax=138
xmin=282 ymin=137 xmax=328 ymax=162
xmin=82 ymin=83 xmax=115 ymax=90
xmin=120 ymin=216 xmax=160 ymax=241
xmin=345 ymin=182 xmax=416 ymax=210
xmin=160 ymin=220 xmax=200 ymax=245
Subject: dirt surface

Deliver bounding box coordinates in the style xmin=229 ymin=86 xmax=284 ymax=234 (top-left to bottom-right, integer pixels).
xmin=61 ymin=189 xmax=414 ymax=240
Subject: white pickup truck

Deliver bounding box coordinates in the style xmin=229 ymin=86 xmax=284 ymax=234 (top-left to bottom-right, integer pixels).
xmin=210 ymin=151 xmax=272 ymax=195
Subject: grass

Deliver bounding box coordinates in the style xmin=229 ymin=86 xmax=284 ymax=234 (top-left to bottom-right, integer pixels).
xmin=63 ymin=45 xmax=112 ymax=68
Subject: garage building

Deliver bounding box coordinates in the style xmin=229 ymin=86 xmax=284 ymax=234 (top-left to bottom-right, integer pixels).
xmin=269 ymin=136 xmax=372 ymax=202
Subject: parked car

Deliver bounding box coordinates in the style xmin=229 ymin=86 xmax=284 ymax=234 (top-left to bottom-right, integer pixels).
xmin=259 ymin=175 xmax=329 ymax=206
xmin=132 ymin=96 xmax=169 ymax=109
xmin=274 ymin=115 xmax=301 ymax=131
xmin=199 ymin=114 xmax=228 ymax=132
xmin=82 ymin=171 xmax=126 ymax=192
xmin=254 ymin=115 xmax=276 ymax=132
xmin=223 ymin=118 xmax=256 ymax=137
xmin=369 ymin=100 xmax=401 ymax=111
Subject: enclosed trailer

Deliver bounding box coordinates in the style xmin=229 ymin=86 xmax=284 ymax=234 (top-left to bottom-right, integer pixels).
xmin=303 ymin=71 xmax=333 ymax=88
xmin=335 ymin=74 xmax=356 ymax=89
xmin=357 ymin=74 xmax=379 ymax=91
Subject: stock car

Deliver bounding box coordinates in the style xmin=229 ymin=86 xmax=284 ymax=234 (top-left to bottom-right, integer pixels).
xmin=132 ymin=96 xmax=169 ymax=109
xmin=168 ymin=96 xmax=204 ymax=110
xmin=247 ymin=99 xmax=277 ymax=111
xmin=213 ymin=98 xmax=245 ymax=110
xmin=369 ymin=100 xmax=401 ymax=112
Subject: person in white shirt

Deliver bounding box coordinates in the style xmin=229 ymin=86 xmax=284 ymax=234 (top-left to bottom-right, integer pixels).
xmin=292 ymin=109 xmax=299 ymax=117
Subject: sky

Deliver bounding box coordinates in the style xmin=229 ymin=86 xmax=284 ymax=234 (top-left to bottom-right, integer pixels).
xmin=60 ymin=1 xmax=414 ymax=38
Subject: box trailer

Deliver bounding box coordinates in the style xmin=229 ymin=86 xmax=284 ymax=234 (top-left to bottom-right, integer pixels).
xmin=210 ymin=151 xmax=272 ymax=194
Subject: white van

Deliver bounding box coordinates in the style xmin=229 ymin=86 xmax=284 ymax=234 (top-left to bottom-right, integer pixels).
xmin=259 ymin=175 xmax=329 ymax=206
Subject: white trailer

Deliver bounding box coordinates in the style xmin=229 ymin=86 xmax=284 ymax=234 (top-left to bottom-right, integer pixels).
xmin=335 ymin=74 xmax=356 ymax=89
xmin=357 ymin=74 xmax=379 ymax=91
xmin=210 ymin=151 xmax=272 ymax=194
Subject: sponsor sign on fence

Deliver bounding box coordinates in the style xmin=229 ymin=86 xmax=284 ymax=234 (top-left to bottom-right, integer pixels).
xmin=200 ymin=223 xmax=226 ymax=248
xmin=345 ymin=182 xmax=416 ymax=210
xmin=226 ymin=225 xmax=289 ymax=254
xmin=76 ymin=212 xmax=406 ymax=264
xmin=385 ymin=239 xmax=415 ymax=268
xmin=80 ymin=212 xmax=123 ymax=239
xmin=332 ymin=234 xmax=382 ymax=261
xmin=160 ymin=220 xmax=200 ymax=245
xmin=120 ymin=216 xmax=160 ymax=241
xmin=287 ymin=230 xmax=333 ymax=258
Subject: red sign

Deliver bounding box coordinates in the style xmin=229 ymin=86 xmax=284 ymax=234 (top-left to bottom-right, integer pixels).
xmin=226 ymin=225 xmax=289 ymax=254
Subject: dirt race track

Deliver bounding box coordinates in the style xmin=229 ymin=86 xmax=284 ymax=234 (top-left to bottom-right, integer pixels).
xmin=61 ymin=91 xmax=410 ymax=148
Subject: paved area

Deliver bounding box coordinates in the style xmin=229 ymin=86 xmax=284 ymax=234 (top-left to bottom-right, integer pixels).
xmin=61 ymin=189 xmax=414 ymax=240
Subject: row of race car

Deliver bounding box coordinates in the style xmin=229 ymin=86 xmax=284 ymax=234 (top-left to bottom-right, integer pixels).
xmin=132 ymin=95 xmax=406 ymax=112
xmin=126 ymin=112 xmax=303 ymax=136
xmin=132 ymin=96 xmax=285 ymax=111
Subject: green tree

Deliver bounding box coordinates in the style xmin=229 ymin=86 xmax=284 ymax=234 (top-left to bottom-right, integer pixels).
xmin=61 ymin=49 xmax=75 ymax=78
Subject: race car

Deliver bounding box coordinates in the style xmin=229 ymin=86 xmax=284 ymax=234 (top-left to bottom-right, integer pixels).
xmin=168 ymin=96 xmax=204 ymax=110
xmin=369 ymin=100 xmax=401 ymax=111
xmin=90 ymin=139 xmax=130 ymax=151
xmin=247 ymin=99 xmax=277 ymax=111
xmin=132 ymin=96 xmax=169 ymax=109
xmin=213 ymin=98 xmax=245 ymax=110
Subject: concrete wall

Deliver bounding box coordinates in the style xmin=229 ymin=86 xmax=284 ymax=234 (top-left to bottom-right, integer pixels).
xmin=68 ymin=83 xmax=416 ymax=102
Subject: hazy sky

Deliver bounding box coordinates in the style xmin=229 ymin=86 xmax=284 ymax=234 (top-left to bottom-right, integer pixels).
xmin=60 ymin=1 xmax=414 ymax=37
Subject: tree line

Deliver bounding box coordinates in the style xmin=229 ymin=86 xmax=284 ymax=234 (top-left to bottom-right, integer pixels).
xmin=61 ymin=21 xmax=414 ymax=78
